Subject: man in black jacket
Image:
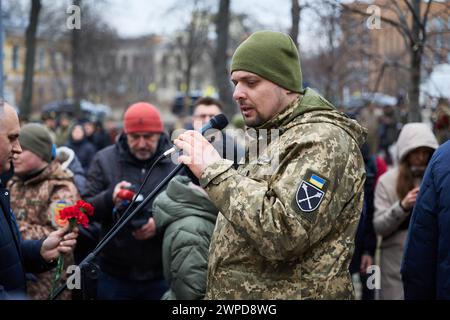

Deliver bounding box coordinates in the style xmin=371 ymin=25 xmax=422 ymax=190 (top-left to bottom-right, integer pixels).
xmin=84 ymin=102 xmax=176 ymax=300
xmin=0 ymin=101 xmax=78 ymax=300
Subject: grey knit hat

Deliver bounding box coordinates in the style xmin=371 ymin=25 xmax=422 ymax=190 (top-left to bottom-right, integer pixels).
xmin=19 ymin=123 xmax=53 ymax=163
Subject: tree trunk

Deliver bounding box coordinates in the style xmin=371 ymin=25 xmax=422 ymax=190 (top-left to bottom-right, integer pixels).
xmin=324 ymin=16 xmax=336 ymax=101
xmin=290 ymin=0 xmax=300 ymax=48
xmin=183 ymin=13 xmax=197 ymax=115
xmin=409 ymin=48 xmax=422 ymax=122
xmin=0 ymin=0 xmax=4 ymax=98
xmin=409 ymin=0 xmax=422 ymax=122
xmin=20 ymin=0 xmax=41 ymax=120
xmin=185 ymin=60 xmax=192 ymax=114
xmin=214 ymin=0 xmax=236 ymax=119
xmin=71 ymin=0 xmax=82 ymax=118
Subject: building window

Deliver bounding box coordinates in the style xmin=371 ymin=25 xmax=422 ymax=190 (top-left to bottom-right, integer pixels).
xmin=38 ymin=48 xmax=46 ymax=71
xmin=121 ymin=55 xmax=128 ymax=71
xmin=447 ymin=52 xmax=450 ymax=63
xmin=12 ymin=45 xmax=19 ymax=70
xmin=63 ymin=53 xmax=69 ymax=71
xmin=436 ymin=34 xmax=443 ymax=50
xmin=38 ymin=86 xmax=45 ymax=99
xmin=434 ymin=52 xmax=442 ymax=65
xmin=161 ymin=54 xmax=168 ymax=88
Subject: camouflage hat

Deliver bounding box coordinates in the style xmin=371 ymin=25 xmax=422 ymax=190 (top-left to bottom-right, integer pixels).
xmin=231 ymin=30 xmax=302 ymax=93
xmin=19 ymin=123 xmax=53 ymax=163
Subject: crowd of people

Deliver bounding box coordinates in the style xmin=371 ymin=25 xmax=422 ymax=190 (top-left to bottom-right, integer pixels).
xmin=1 ymin=30 xmax=450 ymax=300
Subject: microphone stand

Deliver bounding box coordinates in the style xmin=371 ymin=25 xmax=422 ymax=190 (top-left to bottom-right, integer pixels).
xmin=50 ymin=163 xmax=185 ymax=300
xmin=50 ymin=114 xmax=229 ymax=299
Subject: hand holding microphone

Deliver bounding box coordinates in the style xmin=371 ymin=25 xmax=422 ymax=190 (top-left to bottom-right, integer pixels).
xmin=173 ymin=114 xmax=228 ymax=178
xmin=164 ymin=114 xmax=228 ymax=157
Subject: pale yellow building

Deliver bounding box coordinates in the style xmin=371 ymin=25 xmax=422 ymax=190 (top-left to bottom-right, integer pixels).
xmin=4 ymin=27 xmax=71 ymax=114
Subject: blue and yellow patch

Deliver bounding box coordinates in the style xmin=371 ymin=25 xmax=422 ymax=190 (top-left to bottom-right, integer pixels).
xmin=308 ymin=174 xmax=326 ymax=189
xmin=292 ymin=170 xmax=329 ymax=222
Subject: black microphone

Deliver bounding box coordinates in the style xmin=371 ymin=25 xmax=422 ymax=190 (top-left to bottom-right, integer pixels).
xmin=163 ymin=114 xmax=228 ymax=157
xmin=199 ymin=113 xmax=228 ymax=134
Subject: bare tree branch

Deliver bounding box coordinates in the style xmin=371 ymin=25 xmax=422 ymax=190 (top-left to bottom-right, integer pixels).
xmin=402 ymin=0 xmax=423 ymax=29
xmin=422 ymin=0 xmax=434 ymax=34
xmin=290 ymin=0 xmax=300 ymax=48
xmin=393 ymin=1 xmax=414 ymax=37
xmin=389 ymin=1 xmax=416 ymax=44
xmin=338 ymin=2 xmax=414 ymax=44
xmin=20 ymin=0 xmax=42 ymax=120
xmin=427 ymin=30 xmax=450 ymax=36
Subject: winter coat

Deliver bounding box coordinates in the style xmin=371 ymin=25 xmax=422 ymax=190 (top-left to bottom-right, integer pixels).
xmin=401 ymin=141 xmax=450 ymax=299
xmin=8 ymin=161 xmax=79 ymax=300
xmin=373 ymin=123 xmax=438 ymax=300
xmin=153 ymin=176 xmax=217 ymax=300
xmin=84 ymin=133 xmax=177 ymax=281
xmin=56 ymin=146 xmax=87 ymax=193
xmin=201 ymin=88 xmax=367 ymax=299
xmin=0 ymin=171 xmax=54 ymax=299
xmin=87 ymin=128 xmax=112 ymax=152
xmin=349 ymin=149 xmax=382 ymax=275
xmin=66 ymin=138 xmax=97 ymax=172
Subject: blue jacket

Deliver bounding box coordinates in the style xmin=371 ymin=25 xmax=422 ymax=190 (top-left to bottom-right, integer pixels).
xmin=401 ymin=141 xmax=450 ymax=299
xmin=0 ymin=171 xmax=51 ymax=299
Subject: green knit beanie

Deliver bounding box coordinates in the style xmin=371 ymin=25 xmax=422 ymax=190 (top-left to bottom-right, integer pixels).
xmin=19 ymin=123 xmax=53 ymax=163
xmin=231 ymin=30 xmax=302 ymax=93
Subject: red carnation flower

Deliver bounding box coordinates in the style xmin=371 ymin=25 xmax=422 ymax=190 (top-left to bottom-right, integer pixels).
xmin=76 ymin=213 xmax=89 ymax=228
xmin=49 ymin=199 xmax=94 ymax=299
xmin=75 ymin=200 xmax=94 ymax=216
xmin=59 ymin=206 xmax=78 ymax=221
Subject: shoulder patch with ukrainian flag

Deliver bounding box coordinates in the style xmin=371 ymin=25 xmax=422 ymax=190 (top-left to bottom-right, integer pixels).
xmin=293 ymin=170 xmax=329 ymax=222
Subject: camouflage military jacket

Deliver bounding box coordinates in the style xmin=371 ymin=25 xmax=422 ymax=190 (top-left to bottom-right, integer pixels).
xmin=8 ymin=161 xmax=79 ymax=300
xmin=200 ymin=88 xmax=367 ymax=299
xmin=8 ymin=161 xmax=80 ymax=239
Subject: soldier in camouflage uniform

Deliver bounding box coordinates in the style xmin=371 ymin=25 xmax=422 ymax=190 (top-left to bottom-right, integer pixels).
xmin=174 ymin=31 xmax=366 ymax=299
xmin=8 ymin=124 xmax=79 ymax=299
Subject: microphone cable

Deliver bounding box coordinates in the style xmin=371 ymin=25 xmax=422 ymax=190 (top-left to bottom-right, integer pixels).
xmin=49 ymin=152 xmax=169 ymax=300
xmin=93 ymin=152 xmax=166 ymax=250
xmin=93 ymin=114 xmax=228 ymax=250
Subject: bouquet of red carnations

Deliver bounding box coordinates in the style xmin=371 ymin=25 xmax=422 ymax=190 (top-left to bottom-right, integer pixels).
xmin=49 ymin=200 xmax=94 ymax=299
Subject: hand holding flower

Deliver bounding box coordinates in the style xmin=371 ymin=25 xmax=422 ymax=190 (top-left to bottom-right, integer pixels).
xmin=49 ymin=200 xmax=94 ymax=299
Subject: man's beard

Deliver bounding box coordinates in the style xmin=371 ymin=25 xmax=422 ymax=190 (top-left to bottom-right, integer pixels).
xmin=132 ymin=148 xmax=155 ymax=161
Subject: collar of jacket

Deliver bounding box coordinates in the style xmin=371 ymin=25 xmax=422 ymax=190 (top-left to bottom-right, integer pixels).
xmin=0 ymin=163 xmax=14 ymax=187
xmin=117 ymin=133 xmax=173 ymax=167
xmin=248 ymin=87 xmax=335 ymax=133
xmin=12 ymin=161 xmax=73 ymax=186
xmin=69 ymin=137 xmax=89 ymax=146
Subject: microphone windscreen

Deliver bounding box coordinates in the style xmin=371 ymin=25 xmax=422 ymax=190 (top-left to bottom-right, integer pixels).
xmin=210 ymin=114 xmax=228 ymax=131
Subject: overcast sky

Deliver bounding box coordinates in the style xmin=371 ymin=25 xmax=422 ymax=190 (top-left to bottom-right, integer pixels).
xmin=98 ymin=0 xmax=324 ymax=54
xmin=103 ymin=0 xmax=294 ymax=37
